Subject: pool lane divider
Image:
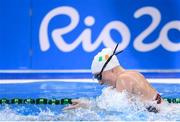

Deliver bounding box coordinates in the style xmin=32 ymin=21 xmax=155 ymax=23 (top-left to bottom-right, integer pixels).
xmin=0 ymin=98 xmax=72 ymax=105
xmin=0 ymin=98 xmax=180 ymax=105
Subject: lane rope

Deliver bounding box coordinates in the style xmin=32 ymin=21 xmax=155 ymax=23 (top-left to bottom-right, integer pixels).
xmin=0 ymin=98 xmax=72 ymax=105
xmin=0 ymin=98 xmax=180 ymax=105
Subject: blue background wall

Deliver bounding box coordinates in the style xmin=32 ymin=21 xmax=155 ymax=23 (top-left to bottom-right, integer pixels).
xmin=0 ymin=0 xmax=179 ymax=71
xmin=0 ymin=0 xmax=31 ymax=69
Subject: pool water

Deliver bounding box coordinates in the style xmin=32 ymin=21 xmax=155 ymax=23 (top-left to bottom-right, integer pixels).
xmin=0 ymin=81 xmax=180 ymax=121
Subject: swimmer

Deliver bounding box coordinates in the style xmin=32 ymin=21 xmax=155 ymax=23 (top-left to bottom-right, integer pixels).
xmin=64 ymin=45 xmax=163 ymax=113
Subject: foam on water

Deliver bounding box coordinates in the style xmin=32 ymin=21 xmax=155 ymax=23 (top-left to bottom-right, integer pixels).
xmin=0 ymin=87 xmax=180 ymax=121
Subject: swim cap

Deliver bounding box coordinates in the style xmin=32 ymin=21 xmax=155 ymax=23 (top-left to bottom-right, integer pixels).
xmin=91 ymin=48 xmax=120 ymax=74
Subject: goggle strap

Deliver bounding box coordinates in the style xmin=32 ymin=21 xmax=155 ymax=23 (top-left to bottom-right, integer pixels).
xmin=98 ymin=44 xmax=119 ymax=75
xmin=115 ymin=50 xmax=123 ymax=55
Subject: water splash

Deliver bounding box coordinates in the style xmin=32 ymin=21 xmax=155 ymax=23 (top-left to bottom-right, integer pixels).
xmin=0 ymin=87 xmax=180 ymax=121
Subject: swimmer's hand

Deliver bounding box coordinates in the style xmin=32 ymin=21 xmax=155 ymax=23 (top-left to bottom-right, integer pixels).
xmin=63 ymin=99 xmax=89 ymax=110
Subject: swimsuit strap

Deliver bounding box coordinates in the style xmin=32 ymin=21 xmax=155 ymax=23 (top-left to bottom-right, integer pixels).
xmin=155 ymin=93 xmax=161 ymax=104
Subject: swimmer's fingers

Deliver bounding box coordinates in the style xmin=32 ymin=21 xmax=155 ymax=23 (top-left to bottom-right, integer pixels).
xmin=63 ymin=99 xmax=89 ymax=110
xmin=71 ymin=99 xmax=81 ymax=104
xmin=63 ymin=99 xmax=82 ymax=110
xmin=63 ymin=104 xmax=80 ymax=110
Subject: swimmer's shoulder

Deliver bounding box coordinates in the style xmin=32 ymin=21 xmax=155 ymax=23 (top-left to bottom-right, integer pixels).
xmin=117 ymin=72 xmax=129 ymax=80
xmin=116 ymin=72 xmax=135 ymax=92
xmin=125 ymin=70 xmax=144 ymax=78
xmin=117 ymin=70 xmax=144 ymax=83
xmin=117 ymin=72 xmax=135 ymax=84
xmin=118 ymin=70 xmax=140 ymax=78
xmin=125 ymin=70 xmax=139 ymax=74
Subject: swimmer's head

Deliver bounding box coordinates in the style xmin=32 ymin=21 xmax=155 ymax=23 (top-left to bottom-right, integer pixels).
xmin=91 ymin=48 xmax=120 ymax=75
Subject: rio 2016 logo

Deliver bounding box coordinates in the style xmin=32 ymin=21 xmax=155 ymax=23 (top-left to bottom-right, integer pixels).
xmin=39 ymin=6 xmax=180 ymax=52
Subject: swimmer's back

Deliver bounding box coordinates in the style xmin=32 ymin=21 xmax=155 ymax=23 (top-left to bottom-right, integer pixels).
xmin=117 ymin=70 xmax=157 ymax=101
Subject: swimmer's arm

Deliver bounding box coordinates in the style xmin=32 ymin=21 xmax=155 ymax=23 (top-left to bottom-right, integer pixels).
xmin=136 ymin=72 xmax=159 ymax=97
xmin=130 ymin=72 xmax=161 ymax=101
xmin=63 ymin=99 xmax=89 ymax=110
